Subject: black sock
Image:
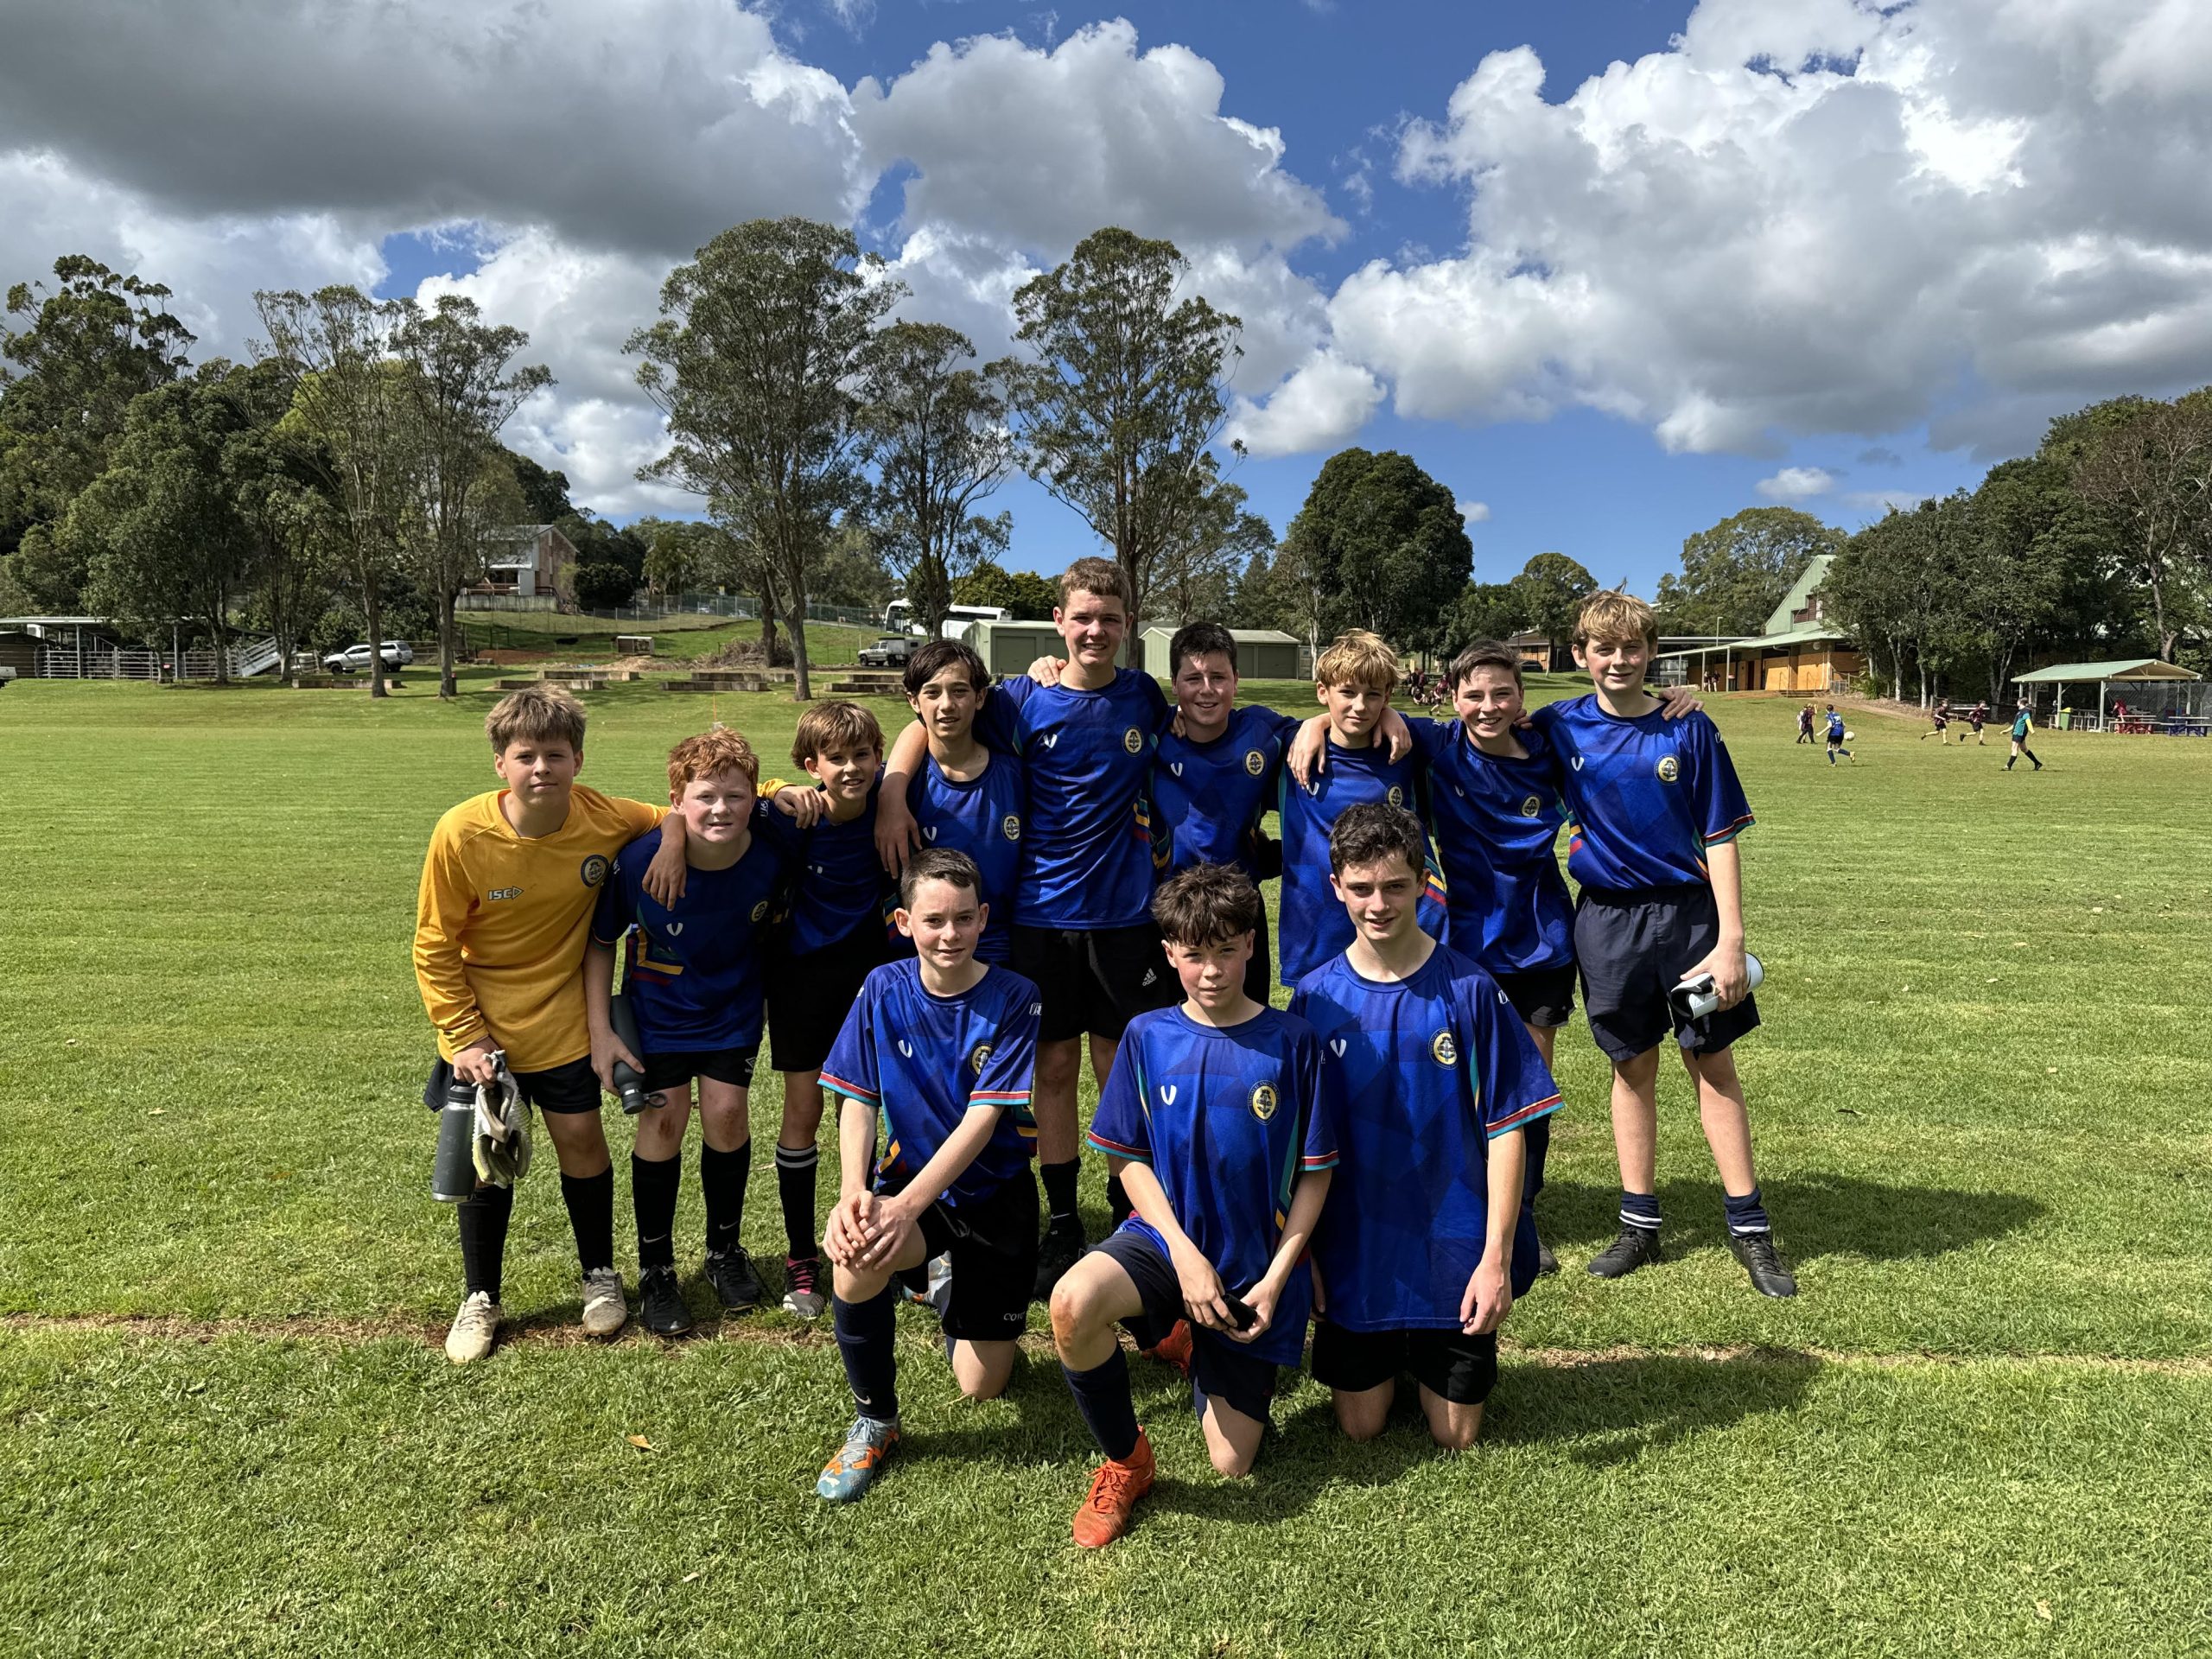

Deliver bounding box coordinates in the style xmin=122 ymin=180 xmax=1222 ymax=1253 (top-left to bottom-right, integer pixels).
xmin=701 ymin=1141 xmax=752 ymax=1254
xmin=776 ymin=1143 xmax=819 ymax=1261
xmin=833 ymin=1282 xmax=900 ymax=1424
xmin=1041 ymin=1159 xmax=1080 ymax=1230
xmin=1522 ymin=1111 xmax=1551 ymax=1205
xmin=1620 ymin=1190 xmax=1662 ymax=1232
xmin=1062 ymin=1348 xmax=1141 ymax=1461
xmin=632 ymin=1152 xmax=681 ymax=1270
xmin=560 ymin=1168 xmax=616 ymax=1274
xmin=1724 ymin=1185 xmax=1772 ymax=1236
xmin=1104 ymin=1169 xmax=1133 ymax=1226
xmin=457 ymin=1183 xmax=513 ymax=1300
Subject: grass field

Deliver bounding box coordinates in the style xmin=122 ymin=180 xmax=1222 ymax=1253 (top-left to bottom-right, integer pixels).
xmin=454 ymin=613 xmax=878 ymax=665
xmin=3 ymin=676 xmax=2210 ymax=1656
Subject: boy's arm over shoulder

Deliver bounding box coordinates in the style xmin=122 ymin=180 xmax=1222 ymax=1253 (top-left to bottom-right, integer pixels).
xmin=588 ymin=830 xmax=653 ymax=945
xmin=413 ymin=804 xmax=491 ymax=1058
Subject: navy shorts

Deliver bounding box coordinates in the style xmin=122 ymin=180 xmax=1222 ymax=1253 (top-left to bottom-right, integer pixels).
xmin=899 ymin=1172 xmax=1039 ymax=1344
xmin=1492 ymin=963 xmax=1576 ymax=1029
xmin=1573 ymin=882 xmax=1760 ymax=1063
xmin=1013 ymin=921 xmax=1178 ymax=1044
xmin=769 ymin=925 xmax=893 ymax=1074
xmin=1310 ymin=1322 xmax=1498 ymax=1407
xmin=422 ymin=1054 xmax=600 ymax=1116
xmin=1089 ymin=1227 xmax=1279 ymax=1425
xmin=1243 ymin=893 xmax=1274 ymax=1008
xmin=639 ymin=1045 xmax=760 ymax=1096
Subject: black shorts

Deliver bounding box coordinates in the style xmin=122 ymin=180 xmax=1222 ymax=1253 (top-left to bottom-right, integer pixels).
xmin=1090 ymin=1226 xmax=1279 ymax=1424
xmin=421 ymin=1053 xmax=600 ymax=1116
xmin=1309 ymin=1322 xmax=1498 ymax=1407
xmin=1573 ymin=883 xmax=1760 ymax=1063
xmin=1243 ymin=893 xmax=1274 ymax=1007
xmin=769 ymin=926 xmax=893 ymax=1074
xmin=894 ymin=1172 xmax=1038 ymax=1344
xmin=1492 ymin=963 xmax=1576 ymax=1029
xmin=1013 ymin=921 xmax=1177 ymax=1044
xmin=640 ymin=1045 xmax=760 ymax=1096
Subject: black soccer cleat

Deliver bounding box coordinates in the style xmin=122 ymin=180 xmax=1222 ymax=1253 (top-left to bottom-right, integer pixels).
xmin=1033 ymin=1220 xmax=1087 ymax=1302
xmin=1727 ymin=1231 xmax=1799 ymax=1298
xmin=1535 ymin=1237 xmax=1560 ymax=1277
xmin=638 ymin=1264 xmax=696 ymax=1337
xmin=1586 ymin=1224 xmax=1663 ymax=1280
xmin=703 ymin=1246 xmax=765 ymax=1313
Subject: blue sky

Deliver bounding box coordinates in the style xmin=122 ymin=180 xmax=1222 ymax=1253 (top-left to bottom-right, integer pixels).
xmin=362 ymin=2 xmax=1984 ymax=594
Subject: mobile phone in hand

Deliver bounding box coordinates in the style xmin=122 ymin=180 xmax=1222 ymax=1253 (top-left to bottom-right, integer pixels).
xmin=1223 ymin=1294 xmax=1259 ymax=1332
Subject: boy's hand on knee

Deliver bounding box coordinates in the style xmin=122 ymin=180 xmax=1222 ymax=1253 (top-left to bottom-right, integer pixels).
xmin=857 ymin=1196 xmax=920 ymax=1270
xmin=1462 ymin=1256 xmax=1510 ymax=1335
xmin=825 ymin=1192 xmax=879 ymax=1268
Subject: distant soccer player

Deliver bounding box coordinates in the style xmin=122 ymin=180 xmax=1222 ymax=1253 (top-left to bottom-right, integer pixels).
xmin=414 ymin=685 xmax=690 ymax=1363
xmin=1291 ymin=804 xmax=1558 ymax=1450
xmin=1920 ymin=704 xmax=1950 ymax=741
xmin=2005 ymin=702 xmax=2043 ymax=771
xmin=812 ymin=850 xmax=1042 ymax=1503
xmin=900 ymin=639 xmax=1025 ymax=963
xmin=766 ymin=702 xmax=899 ymax=1320
xmin=585 ymin=728 xmax=791 ymax=1335
xmin=1534 ymin=590 xmax=1796 ymax=1298
xmin=877 ymin=558 xmax=1173 ymax=1296
xmin=1795 ymin=705 xmax=1814 ymax=745
xmin=1966 ymin=701 xmax=1989 ymax=745
xmin=1823 ymin=702 xmax=1854 ymax=766
xmin=1052 ymin=863 xmax=1338 ymax=1543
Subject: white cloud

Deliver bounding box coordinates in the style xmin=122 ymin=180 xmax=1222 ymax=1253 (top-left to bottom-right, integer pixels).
xmin=1329 ymin=0 xmax=2212 ymax=455
xmin=1457 ymin=499 xmax=1491 ymax=524
xmin=1756 ymin=466 xmax=1839 ymax=502
xmin=1225 ymin=351 xmax=1385 ymax=457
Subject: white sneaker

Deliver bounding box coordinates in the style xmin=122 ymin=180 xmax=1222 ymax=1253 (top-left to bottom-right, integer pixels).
xmin=581 ymin=1267 xmax=628 ymax=1337
xmin=445 ymin=1291 xmax=502 ymax=1364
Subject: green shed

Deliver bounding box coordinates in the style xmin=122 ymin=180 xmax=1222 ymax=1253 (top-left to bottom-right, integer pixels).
xmin=1138 ymin=626 xmax=1303 ymax=681
xmin=965 ymin=619 xmax=1132 ymax=679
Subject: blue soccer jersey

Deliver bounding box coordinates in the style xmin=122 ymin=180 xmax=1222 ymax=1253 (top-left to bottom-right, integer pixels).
xmin=1274 ymin=736 xmax=1446 ymax=986
xmin=1086 ymin=1006 xmax=1339 ymax=1368
xmin=974 ymin=670 xmax=1170 ymax=930
xmin=906 ymin=752 xmax=1026 ymax=963
xmin=1154 ymin=704 xmax=1300 ymax=880
xmin=1413 ymin=717 xmax=1573 ymax=974
xmin=1532 ymin=696 xmax=1754 ymax=893
xmin=784 ymin=772 xmax=897 ymax=955
xmin=589 ymin=817 xmax=792 ymax=1052
xmin=1291 ymin=946 xmax=1560 ymax=1331
xmin=819 ymin=960 xmax=1042 ymax=1208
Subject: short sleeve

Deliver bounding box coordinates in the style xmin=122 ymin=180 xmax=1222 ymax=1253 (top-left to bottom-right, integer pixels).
xmin=589 ymin=856 xmax=635 ymax=947
xmin=749 ymin=798 xmax=806 ymax=858
xmin=1464 ymin=974 xmax=1561 ymax=1139
xmin=818 ymin=978 xmax=881 ymax=1109
xmin=1290 ymin=1022 xmax=1339 ymax=1172
xmin=1135 ymin=671 xmax=1170 ymax=726
xmin=1411 ymin=715 xmax=1455 ymax=764
xmin=613 ymin=796 xmax=664 ymax=837
xmin=969 ymin=980 xmax=1039 ymax=1116
xmin=973 ymin=677 xmax=1031 ymax=757
xmin=1687 ymin=716 xmax=1755 ymax=846
xmin=1085 ymin=1026 xmax=1152 ymax=1162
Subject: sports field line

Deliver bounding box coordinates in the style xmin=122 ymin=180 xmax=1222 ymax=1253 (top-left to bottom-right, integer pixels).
xmin=8 ymin=1309 xmax=2208 ymax=1376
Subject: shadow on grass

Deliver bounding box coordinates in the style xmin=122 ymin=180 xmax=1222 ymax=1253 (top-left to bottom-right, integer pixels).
xmin=1535 ymin=1173 xmax=2045 ymax=1262
xmin=1487 ymin=1349 xmax=1821 ymax=1467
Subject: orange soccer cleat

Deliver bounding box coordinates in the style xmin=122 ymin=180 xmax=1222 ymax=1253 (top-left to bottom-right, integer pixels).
xmin=1071 ymin=1430 xmax=1156 ymax=1549
xmin=1142 ymin=1319 xmax=1192 ymax=1378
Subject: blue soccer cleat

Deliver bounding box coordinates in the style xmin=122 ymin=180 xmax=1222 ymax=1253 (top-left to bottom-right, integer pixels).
xmin=816 ymin=1415 xmax=900 ymax=1503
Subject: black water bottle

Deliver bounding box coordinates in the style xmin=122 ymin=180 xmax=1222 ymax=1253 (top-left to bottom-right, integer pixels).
xmin=608 ymin=992 xmax=651 ymax=1115
xmin=432 ymin=1070 xmax=480 ymax=1202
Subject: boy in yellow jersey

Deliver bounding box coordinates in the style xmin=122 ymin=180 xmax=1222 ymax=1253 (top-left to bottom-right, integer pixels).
xmin=415 ymin=685 xmax=689 ymax=1363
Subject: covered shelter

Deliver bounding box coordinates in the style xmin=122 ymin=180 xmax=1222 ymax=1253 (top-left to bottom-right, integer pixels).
xmin=2012 ymin=659 xmax=2206 ymax=734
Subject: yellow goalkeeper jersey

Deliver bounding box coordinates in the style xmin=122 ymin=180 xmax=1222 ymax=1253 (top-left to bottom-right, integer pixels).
xmin=413 ymin=785 xmax=664 ymax=1072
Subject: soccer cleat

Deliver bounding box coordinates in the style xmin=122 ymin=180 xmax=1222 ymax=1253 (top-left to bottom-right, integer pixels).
xmin=925 ymin=1251 xmax=954 ymax=1319
xmin=1727 ymin=1231 xmax=1799 ymax=1298
xmin=816 ymin=1414 xmax=900 ymax=1503
xmin=1535 ymin=1237 xmax=1560 ymax=1277
xmin=703 ymin=1246 xmax=765 ymax=1312
xmin=444 ymin=1291 xmax=502 ymax=1364
xmin=638 ymin=1264 xmax=695 ymax=1337
xmin=1033 ymin=1220 xmax=1087 ymax=1301
xmin=1071 ymin=1429 xmax=1156 ymax=1548
xmin=782 ymin=1254 xmax=828 ymax=1319
xmin=1141 ymin=1318 xmax=1193 ymax=1378
xmin=580 ymin=1266 xmax=629 ymax=1337
xmin=1586 ymin=1224 xmax=1663 ymax=1280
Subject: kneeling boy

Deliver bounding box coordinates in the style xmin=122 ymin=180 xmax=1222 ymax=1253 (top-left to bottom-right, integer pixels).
xmin=1291 ymin=804 xmax=1560 ymax=1450
xmin=1051 ymin=863 xmax=1338 ymax=1547
xmin=813 ymin=849 xmax=1042 ymax=1503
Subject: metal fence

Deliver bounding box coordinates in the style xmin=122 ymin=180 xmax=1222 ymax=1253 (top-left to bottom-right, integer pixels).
xmin=577 ymin=594 xmax=883 ymax=628
xmin=36 ymin=643 xmax=278 ymax=681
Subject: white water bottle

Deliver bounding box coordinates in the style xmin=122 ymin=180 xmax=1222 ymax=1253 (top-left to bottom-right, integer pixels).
xmin=1673 ymin=953 xmax=1764 ymax=1020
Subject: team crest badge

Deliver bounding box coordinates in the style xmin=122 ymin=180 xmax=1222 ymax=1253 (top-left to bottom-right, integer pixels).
xmin=1243 ymin=749 xmax=1265 ymax=777
xmin=1656 ymin=754 xmax=1680 ymax=783
xmin=969 ymin=1043 xmax=993 ymax=1077
xmin=580 ymin=854 xmax=610 ymax=888
xmin=1249 ymin=1083 xmax=1279 ymax=1122
xmin=1386 ymin=785 xmax=1404 ymax=807
xmin=1122 ymin=726 xmax=1143 ymax=754
xmin=1431 ymin=1029 xmax=1459 ymax=1067
xmin=1001 ymin=814 xmax=1021 ymax=841
xmin=750 ymin=899 xmax=769 ymax=923
xmin=1521 ymin=794 xmax=1542 ymax=818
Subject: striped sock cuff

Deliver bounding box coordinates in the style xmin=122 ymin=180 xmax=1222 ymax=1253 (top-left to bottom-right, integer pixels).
xmin=774 ymin=1144 xmax=820 ymax=1172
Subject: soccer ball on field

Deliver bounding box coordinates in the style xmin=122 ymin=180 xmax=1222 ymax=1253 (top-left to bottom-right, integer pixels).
xmin=1843 ymin=729 xmax=1856 ymax=740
